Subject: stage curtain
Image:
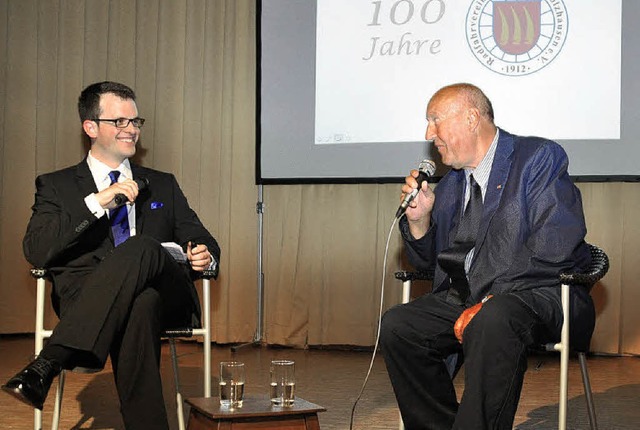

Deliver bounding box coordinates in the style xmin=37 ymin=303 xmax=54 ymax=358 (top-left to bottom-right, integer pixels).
xmin=262 ymin=182 xmax=640 ymax=355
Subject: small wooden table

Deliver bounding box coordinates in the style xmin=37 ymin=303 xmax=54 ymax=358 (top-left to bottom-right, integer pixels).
xmin=186 ymin=395 xmax=326 ymax=430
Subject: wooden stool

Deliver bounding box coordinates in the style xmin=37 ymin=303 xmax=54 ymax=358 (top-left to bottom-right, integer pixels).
xmin=186 ymin=394 xmax=326 ymax=430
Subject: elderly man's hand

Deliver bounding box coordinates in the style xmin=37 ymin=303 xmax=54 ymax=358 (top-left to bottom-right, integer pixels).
xmin=454 ymin=295 xmax=493 ymax=343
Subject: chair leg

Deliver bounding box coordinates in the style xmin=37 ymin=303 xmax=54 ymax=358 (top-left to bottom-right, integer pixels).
xmin=558 ymin=283 xmax=570 ymax=430
xmin=578 ymin=353 xmax=598 ymax=430
xmin=398 ymin=279 xmax=411 ymax=430
xmin=169 ymin=339 xmax=186 ymax=430
xmin=401 ymin=280 xmax=412 ymax=305
xmin=34 ymin=409 xmax=42 ymax=430
xmin=202 ymin=278 xmax=212 ymax=398
xmin=50 ymin=371 xmax=65 ymax=430
xmin=34 ymin=276 xmax=47 ymax=430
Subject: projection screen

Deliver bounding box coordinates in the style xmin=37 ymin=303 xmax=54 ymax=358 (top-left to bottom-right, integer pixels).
xmin=258 ymin=0 xmax=639 ymax=183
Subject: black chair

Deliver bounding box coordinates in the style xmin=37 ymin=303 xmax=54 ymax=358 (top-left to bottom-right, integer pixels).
xmin=30 ymin=267 xmax=217 ymax=430
xmin=394 ymin=244 xmax=609 ymax=430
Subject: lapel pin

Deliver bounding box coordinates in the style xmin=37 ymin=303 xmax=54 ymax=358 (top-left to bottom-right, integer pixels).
xmin=496 ymin=184 xmax=502 ymax=189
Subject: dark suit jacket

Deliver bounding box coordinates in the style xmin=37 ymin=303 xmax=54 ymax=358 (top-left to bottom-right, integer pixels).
xmin=23 ymin=159 xmax=220 ymax=321
xmin=400 ymin=129 xmax=595 ymax=349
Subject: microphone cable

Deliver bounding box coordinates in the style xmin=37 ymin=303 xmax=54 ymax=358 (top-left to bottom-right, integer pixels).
xmin=349 ymin=213 xmax=401 ymax=430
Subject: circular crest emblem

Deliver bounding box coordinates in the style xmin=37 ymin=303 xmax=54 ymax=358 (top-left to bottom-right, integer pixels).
xmin=466 ymin=0 xmax=568 ymax=76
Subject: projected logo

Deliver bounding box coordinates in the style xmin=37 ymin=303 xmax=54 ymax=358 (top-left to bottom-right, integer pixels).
xmin=466 ymin=0 xmax=568 ymax=76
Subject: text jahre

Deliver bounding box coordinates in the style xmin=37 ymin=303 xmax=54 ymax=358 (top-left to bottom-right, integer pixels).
xmin=363 ymin=32 xmax=441 ymax=61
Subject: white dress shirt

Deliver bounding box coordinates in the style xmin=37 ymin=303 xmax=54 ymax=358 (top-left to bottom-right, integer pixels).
xmin=83 ymin=152 xmax=137 ymax=236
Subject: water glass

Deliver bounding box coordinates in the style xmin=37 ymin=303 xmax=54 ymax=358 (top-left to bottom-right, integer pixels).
xmin=270 ymin=359 xmax=295 ymax=406
xmin=219 ymin=361 xmax=245 ymax=408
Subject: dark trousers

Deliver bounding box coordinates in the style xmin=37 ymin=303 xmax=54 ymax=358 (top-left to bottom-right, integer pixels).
xmin=46 ymin=236 xmax=196 ymax=430
xmin=380 ymin=292 xmax=549 ymax=430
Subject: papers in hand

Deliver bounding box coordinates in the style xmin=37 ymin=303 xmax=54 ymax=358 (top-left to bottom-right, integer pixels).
xmin=162 ymin=242 xmax=187 ymax=263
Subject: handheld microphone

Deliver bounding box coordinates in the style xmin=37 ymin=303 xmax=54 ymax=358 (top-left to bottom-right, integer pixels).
xmin=395 ymin=159 xmax=436 ymax=218
xmin=114 ymin=177 xmax=149 ymax=207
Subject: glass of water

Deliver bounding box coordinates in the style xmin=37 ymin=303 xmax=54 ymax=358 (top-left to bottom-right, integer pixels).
xmin=219 ymin=361 xmax=245 ymax=408
xmin=270 ymin=359 xmax=295 ymax=406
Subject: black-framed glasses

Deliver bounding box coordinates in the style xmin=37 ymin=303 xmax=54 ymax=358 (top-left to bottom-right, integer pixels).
xmin=92 ymin=117 xmax=146 ymax=129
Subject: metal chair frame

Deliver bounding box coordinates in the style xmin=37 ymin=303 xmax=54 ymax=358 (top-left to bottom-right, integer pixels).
xmin=30 ymin=267 xmax=215 ymax=430
xmin=394 ymin=244 xmax=609 ymax=430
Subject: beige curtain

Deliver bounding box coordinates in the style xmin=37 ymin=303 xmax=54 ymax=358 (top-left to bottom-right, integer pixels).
xmin=578 ymin=183 xmax=640 ymax=354
xmin=0 ymin=0 xmax=258 ymax=342
xmin=262 ymin=182 xmax=640 ymax=355
xmin=0 ymin=0 xmax=638 ymax=355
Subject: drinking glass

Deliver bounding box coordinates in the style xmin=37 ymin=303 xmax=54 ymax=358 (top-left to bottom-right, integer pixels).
xmin=270 ymin=359 xmax=295 ymax=406
xmin=219 ymin=361 xmax=245 ymax=408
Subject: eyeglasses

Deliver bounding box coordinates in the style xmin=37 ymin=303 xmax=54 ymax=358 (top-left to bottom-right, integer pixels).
xmin=92 ymin=117 xmax=146 ymax=129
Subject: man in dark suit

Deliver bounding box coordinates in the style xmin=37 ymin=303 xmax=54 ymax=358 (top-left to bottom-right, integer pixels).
xmin=380 ymin=83 xmax=594 ymax=429
xmin=2 ymin=81 xmax=220 ymax=429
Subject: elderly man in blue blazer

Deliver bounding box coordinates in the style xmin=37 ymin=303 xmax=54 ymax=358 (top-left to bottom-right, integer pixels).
xmin=2 ymin=81 xmax=220 ymax=430
xmin=380 ymin=83 xmax=593 ymax=430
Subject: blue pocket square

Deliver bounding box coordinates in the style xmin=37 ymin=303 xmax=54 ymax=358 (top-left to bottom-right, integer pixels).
xmin=150 ymin=202 xmax=164 ymax=210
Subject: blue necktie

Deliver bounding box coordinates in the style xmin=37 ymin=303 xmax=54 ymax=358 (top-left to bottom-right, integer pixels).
xmin=108 ymin=171 xmax=130 ymax=246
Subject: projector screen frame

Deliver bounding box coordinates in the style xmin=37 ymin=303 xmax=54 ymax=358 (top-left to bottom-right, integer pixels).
xmin=256 ymin=0 xmax=640 ymax=185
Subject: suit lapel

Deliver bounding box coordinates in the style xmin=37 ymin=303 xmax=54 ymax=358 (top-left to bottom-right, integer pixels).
xmin=75 ymin=158 xmax=99 ymax=196
xmin=73 ymin=158 xmax=116 ymax=248
xmin=474 ymin=130 xmax=514 ymax=255
xmin=433 ymin=172 xmax=465 ymax=290
xmin=132 ymin=165 xmax=150 ymax=234
xmin=447 ymin=172 xmax=466 ymax=245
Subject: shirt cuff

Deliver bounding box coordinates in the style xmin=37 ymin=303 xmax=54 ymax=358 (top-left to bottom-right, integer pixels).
xmin=208 ymin=258 xmax=218 ymax=272
xmin=85 ymin=193 xmax=106 ymax=218
xmin=399 ymin=215 xmax=435 ymax=242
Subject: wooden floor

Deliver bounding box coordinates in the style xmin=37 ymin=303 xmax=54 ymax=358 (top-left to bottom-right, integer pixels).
xmin=1 ymin=335 xmax=639 ymax=429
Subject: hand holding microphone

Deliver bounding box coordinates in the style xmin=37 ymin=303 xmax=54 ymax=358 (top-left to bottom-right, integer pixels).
xmin=113 ymin=177 xmax=149 ymax=207
xmin=98 ymin=177 xmax=149 ymax=209
xmin=395 ymin=159 xmax=436 ymax=219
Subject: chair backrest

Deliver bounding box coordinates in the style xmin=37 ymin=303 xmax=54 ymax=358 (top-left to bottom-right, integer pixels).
xmin=396 ymin=244 xmax=609 ymax=288
xmin=559 ymin=244 xmax=610 ymax=288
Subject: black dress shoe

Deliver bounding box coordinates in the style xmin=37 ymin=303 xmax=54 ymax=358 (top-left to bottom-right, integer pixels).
xmin=1 ymin=356 xmax=62 ymax=410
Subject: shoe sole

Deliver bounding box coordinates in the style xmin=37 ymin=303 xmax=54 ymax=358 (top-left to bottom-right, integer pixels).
xmin=1 ymin=385 xmax=43 ymax=410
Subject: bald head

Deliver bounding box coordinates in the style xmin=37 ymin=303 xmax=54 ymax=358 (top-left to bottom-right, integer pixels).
xmin=428 ymin=83 xmax=494 ymax=124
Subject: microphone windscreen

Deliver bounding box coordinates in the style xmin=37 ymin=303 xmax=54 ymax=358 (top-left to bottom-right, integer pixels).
xmin=418 ymin=159 xmax=436 ymax=177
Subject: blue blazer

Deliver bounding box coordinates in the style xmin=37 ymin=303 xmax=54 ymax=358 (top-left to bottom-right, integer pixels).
xmin=401 ymin=129 xmax=595 ymax=349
